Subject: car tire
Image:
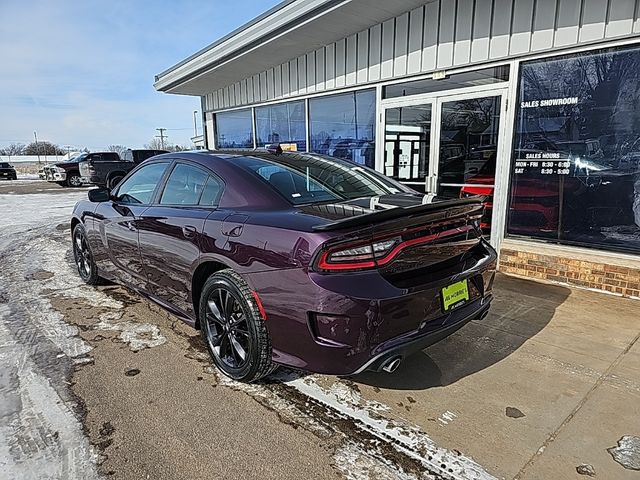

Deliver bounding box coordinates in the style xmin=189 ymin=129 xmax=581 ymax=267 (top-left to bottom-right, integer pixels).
xmin=67 ymin=172 xmax=82 ymax=187
xmin=72 ymin=224 xmax=101 ymax=285
xmin=108 ymin=175 xmax=124 ymax=189
xmin=199 ymin=269 xmax=276 ymax=383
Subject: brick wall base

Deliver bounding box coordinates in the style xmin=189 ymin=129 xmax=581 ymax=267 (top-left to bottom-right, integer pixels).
xmin=499 ymin=244 xmax=640 ymax=299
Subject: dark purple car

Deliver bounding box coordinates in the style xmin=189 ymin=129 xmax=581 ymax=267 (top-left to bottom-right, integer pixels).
xmin=71 ymin=150 xmax=496 ymax=382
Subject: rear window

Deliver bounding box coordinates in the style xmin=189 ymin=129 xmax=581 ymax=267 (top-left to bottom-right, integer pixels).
xmin=233 ymin=154 xmax=411 ymax=205
xmin=0 ymin=163 xmax=11 ymax=168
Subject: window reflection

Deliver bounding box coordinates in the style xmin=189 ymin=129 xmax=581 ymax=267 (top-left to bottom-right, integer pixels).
xmin=439 ymin=96 xmax=501 ymax=232
xmin=309 ymin=89 xmax=376 ymax=168
xmin=509 ymin=46 xmax=640 ymax=253
xmin=384 ymin=104 xmax=431 ymax=191
xmin=256 ymin=101 xmax=306 ymax=151
xmin=215 ymin=109 xmax=254 ymax=148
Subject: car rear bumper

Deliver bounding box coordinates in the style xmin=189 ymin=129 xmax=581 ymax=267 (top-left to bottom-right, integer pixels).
xmin=247 ymin=239 xmax=497 ymax=375
xmin=349 ymin=295 xmax=491 ymax=374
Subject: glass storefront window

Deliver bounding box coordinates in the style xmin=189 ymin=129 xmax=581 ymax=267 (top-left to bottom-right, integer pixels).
xmin=508 ymin=46 xmax=640 ymax=254
xmin=255 ymin=101 xmax=306 ymax=151
xmin=309 ymin=89 xmax=376 ymax=168
xmin=215 ymin=109 xmax=254 ymax=148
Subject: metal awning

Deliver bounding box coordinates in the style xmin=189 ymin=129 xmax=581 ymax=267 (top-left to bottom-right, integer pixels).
xmin=154 ymin=0 xmax=434 ymax=95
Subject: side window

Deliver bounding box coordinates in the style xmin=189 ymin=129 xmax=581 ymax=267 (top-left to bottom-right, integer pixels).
xmin=106 ymin=152 xmax=119 ymax=161
xmin=199 ymin=176 xmax=223 ymax=206
xmin=115 ymin=162 xmax=169 ymax=205
xmin=160 ymin=164 xmax=209 ymax=206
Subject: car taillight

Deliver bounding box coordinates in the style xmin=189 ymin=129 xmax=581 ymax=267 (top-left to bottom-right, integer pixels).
xmin=316 ymin=224 xmax=476 ymax=273
xmin=318 ymin=238 xmax=399 ymax=270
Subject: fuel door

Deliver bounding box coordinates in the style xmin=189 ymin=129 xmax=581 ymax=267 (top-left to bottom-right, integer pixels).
xmin=222 ymin=214 xmax=249 ymax=238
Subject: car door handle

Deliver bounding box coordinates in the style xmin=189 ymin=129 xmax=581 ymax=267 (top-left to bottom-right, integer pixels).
xmin=182 ymin=225 xmax=197 ymax=239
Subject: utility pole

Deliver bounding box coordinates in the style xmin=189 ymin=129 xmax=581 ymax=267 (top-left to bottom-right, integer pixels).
xmin=156 ymin=128 xmax=167 ymax=150
xmin=34 ymin=131 xmax=41 ymax=165
xmin=193 ymin=110 xmax=198 ymax=137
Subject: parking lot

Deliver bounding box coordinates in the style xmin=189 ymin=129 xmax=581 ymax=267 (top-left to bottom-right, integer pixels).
xmin=1 ymin=180 xmax=638 ymax=480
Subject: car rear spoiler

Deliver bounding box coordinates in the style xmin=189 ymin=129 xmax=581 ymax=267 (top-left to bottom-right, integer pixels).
xmin=311 ymin=197 xmax=485 ymax=232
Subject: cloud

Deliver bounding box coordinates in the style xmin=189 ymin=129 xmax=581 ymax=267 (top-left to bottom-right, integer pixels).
xmin=0 ymin=0 xmax=279 ymax=150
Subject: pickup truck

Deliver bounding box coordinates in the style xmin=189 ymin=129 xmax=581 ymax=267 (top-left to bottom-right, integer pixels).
xmin=79 ymin=149 xmax=167 ymax=188
xmin=42 ymin=153 xmax=110 ymax=187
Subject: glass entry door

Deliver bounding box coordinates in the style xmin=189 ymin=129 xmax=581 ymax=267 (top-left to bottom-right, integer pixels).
xmin=434 ymin=92 xmax=505 ymax=231
xmin=383 ymin=103 xmax=433 ymax=193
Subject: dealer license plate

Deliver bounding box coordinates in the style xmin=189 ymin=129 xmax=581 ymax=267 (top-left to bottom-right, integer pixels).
xmin=442 ymin=279 xmax=469 ymax=311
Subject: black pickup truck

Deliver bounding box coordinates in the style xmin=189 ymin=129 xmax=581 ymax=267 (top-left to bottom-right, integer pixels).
xmin=79 ymin=149 xmax=167 ymax=188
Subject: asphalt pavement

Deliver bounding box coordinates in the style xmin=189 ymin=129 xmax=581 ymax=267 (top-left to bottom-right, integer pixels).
xmin=1 ymin=180 xmax=638 ymax=480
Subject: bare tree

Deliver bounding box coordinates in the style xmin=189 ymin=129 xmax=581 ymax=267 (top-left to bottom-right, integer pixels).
xmin=23 ymin=141 xmax=65 ymax=156
xmin=0 ymin=143 xmax=26 ymax=156
xmin=143 ymin=138 xmax=187 ymax=152
xmin=107 ymin=144 xmax=129 ymax=157
xmin=144 ymin=138 xmax=165 ymax=150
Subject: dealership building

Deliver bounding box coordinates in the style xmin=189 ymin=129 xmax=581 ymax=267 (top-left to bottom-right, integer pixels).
xmin=156 ymin=0 xmax=640 ymax=297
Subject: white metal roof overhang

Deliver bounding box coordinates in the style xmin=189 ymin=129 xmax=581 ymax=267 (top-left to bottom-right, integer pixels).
xmin=154 ymin=0 xmax=436 ymax=95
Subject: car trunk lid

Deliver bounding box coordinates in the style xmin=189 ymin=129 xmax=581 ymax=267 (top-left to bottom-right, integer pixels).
xmin=308 ymin=195 xmax=485 ymax=276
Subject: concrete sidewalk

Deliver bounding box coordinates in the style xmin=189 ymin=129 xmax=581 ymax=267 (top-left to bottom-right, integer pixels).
xmin=351 ymin=273 xmax=640 ymax=479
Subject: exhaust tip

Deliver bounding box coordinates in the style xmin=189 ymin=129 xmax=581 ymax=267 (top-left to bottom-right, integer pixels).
xmin=381 ymin=356 xmax=402 ymax=373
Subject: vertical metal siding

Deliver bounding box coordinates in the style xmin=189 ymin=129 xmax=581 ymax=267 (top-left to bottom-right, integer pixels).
xmin=454 ymin=0 xmax=474 ymax=65
xmin=407 ymin=7 xmax=424 ymax=74
xmin=581 ymin=0 xmax=608 ymax=42
xmin=316 ymin=47 xmax=326 ymax=90
xmin=289 ymin=59 xmax=298 ymax=96
xmin=394 ymin=12 xmax=409 ymax=76
xmin=325 ymin=44 xmax=336 ymax=88
xmin=554 ymin=0 xmax=581 ymax=47
xmin=381 ymin=18 xmax=395 ymax=79
xmin=510 ymin=0 xmax=535 ymax=55
xmin=357 ymin=30 xmax=369 ymax=83
xmin=471 ymin=0 xmax=492 ymax=61
xmin=335 ymin=38 xmax=346 ymax=87
xmin=209 ymin=0 xmax=640 ymax=110
xmin=368 ymin=23 xmax=382 ymax=81
xmin=437 ymin=1 xmax=456 ymax=67
xmin=607 ymin=0 xmax=636 ymax=37
xmin=490 ymin=0 xmax=513 ymax=58
xmin=306 ymin=51 xmax=316 ymax=93
xmin=345 ymin=33 xmax=358 ymax=85
xmin=422 ymin=1 xmax=440 ymax=71
xmin=297 ymin=54 xmax=307 ymax=95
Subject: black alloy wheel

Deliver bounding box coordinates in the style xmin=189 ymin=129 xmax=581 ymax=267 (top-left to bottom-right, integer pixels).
xmin=72 ymin=225 xmax=100 ymax=285
xmin=67 ymin=173 xmax=82 ymax=187
xmin=199 ymin=269 xmax=275 ymax=382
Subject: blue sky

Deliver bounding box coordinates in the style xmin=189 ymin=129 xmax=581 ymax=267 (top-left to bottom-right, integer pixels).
xmin=0 ymin=0 xmax=279 ymax=151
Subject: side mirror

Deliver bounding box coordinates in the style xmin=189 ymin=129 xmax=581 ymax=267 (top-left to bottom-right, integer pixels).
xmin=88 ymin=187 xmax=111 ymax=203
